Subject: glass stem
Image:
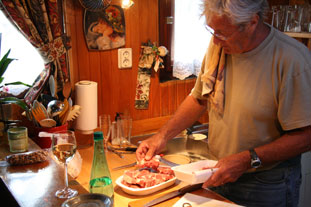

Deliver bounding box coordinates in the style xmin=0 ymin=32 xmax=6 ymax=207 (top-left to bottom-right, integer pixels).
xmin=64 ymin=162 xmax=68 ymax=188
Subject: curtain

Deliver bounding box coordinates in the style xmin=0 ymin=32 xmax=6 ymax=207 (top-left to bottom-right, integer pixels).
xmin=173 ymin=0 xmax=211 ymax=80
xmin=0 ymin=0 xmax=70 ymax=104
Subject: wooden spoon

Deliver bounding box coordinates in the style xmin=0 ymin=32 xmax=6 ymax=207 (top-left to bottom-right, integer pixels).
xmin=39 ymin=118 xmax=57 ymax=128
xmin=62 ymin=81 xmax=72 ymax=99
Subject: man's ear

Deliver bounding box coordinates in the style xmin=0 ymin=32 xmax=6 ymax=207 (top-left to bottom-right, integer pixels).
xmin=247 ymin=14 xmax=260 ymax=32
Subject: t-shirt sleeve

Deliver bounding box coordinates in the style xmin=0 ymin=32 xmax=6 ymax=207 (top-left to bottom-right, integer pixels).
xmin=190 ymin=54 xmax=208 ymax=100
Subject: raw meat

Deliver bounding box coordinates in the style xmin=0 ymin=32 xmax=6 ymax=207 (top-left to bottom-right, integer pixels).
xmin=122 ymin=165 xmax=175 ymax=188
xmin=137 ymin=155 xmax=161 ymax=171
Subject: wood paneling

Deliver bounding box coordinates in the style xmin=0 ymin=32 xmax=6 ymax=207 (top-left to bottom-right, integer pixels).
xmin=65 ymin=0 xmax=208 ymax=135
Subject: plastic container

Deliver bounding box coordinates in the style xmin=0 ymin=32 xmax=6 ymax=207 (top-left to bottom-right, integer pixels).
xmin=172 ymin=159 xmax=218 ymax=184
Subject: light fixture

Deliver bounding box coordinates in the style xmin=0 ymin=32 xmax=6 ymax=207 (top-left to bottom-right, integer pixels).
xmin=121 ymin=0 xmax=134 ymax=9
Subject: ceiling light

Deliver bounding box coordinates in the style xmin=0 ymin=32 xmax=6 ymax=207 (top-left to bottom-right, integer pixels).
xmin=121 ymin=0 xmax=134 ymax=9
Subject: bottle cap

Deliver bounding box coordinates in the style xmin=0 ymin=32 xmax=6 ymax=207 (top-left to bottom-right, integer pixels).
xmin=94 ymin=131 xmax=103 ymax=140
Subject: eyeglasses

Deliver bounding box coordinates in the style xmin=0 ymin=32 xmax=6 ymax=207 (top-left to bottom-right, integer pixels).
xmin=205 ymin=25 xmax=228 ymax=41
xmin=205 ymin=24 xmax=244 ymax=41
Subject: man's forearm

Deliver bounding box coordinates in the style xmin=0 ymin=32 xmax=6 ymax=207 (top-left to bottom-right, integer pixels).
xmin=255 ymin=126 xmax=311 ymax=166
xmin=157 ymin=95 xmax=207 ymax=141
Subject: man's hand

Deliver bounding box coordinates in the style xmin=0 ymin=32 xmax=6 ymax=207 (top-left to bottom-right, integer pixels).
xmin=136 ymin=134 xmax=167 ymax=161
xmin=203 ymin=151 xmax=250 ymax=188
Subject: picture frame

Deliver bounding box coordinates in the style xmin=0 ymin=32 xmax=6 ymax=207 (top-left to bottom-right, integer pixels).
xmin=83 ymin=5 xmax=126 ymax=51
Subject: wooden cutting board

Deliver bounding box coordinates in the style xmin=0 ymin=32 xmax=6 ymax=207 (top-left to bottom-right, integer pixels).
xmin=128 ymin=188 xmax=233 ymax=207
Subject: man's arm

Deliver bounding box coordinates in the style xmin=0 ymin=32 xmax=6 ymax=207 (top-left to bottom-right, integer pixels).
xmin=157 ymin=95 xmax=207 ymax=142
xmin=136 ymin=95 xmax=207 ymax=160
xmin=203 ymin=126 xmax=311 ymax=187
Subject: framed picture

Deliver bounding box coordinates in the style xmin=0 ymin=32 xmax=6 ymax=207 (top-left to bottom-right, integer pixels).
xmin=83 ymin=5 xmax=125 ymax=51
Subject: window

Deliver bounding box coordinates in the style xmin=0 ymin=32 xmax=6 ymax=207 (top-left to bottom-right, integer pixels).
xmin=0 ymin=11 xmax=44 ymax=86
xmin=159 ymin=0 xmax=211 ymax=82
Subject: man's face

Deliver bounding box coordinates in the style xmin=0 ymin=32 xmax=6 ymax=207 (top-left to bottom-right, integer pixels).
xmin=207 ymin=15 xmax=253 ymax=54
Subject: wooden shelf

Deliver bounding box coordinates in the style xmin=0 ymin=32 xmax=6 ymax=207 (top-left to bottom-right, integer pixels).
xmin=284 ymin=32 xmax=311 ymax=49
xmin=284 ymin=32 xmax=311 ymax=39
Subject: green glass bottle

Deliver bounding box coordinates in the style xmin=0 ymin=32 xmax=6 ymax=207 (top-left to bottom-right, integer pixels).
xmin=89 ymin=131 xmax=114 ymax=199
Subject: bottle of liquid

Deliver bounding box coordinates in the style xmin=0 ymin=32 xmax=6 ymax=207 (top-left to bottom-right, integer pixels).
xmin=89 ymin=131 xmax=114 ymax=199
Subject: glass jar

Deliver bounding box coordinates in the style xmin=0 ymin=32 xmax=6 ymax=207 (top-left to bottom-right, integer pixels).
xmin=7 ymin=127 xmax=28 ymax=152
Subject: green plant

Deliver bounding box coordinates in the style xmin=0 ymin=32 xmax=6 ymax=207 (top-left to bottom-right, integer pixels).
xmin=0 ymin=49 xmax=16 ymax=85
xmin=0 ymin=49 xmax=31 ymax=87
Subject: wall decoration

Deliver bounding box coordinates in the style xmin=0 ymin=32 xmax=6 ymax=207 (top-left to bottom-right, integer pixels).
xmin=135 ymin=41 xmax=168 ymax=109
xmin=83 ymin=5 xmax=125 ymax=51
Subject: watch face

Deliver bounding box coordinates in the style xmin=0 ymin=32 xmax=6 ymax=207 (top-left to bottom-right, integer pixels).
xmin=251 ymin=160 xmax=261 ymax=168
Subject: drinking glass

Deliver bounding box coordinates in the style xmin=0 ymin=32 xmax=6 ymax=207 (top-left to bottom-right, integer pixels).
xmin=99 ymin=114 xmax=111 ymax=149
xmin=51 ymin=130 xmax=78 ymax=199
xmin=120 ymin=116 xmax=132 ymax=147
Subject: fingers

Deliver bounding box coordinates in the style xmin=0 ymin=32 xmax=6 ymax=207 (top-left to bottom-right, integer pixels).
xmin=136 ymin=142 xmax=149 ymax=161
xmin=202 ymin=169 xmax=224 ymax=188
xmin=145 ymin=147 xmax=156 ymax=160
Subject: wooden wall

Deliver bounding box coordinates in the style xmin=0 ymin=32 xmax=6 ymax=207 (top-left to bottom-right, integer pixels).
xmin=64 ymin=0 xmax=308 ymax=136
xmin=65 ymin=0 xmax=208 ymax=136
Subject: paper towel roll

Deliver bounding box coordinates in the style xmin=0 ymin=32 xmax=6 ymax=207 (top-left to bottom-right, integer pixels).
xmin=74 ymin=80 xmax=98 ymax=134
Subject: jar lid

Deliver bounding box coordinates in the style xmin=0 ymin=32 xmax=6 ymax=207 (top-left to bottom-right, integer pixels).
xmin=7 ymin=127 xmax=28 ymax=140
xmin=93 ymin=131 xmax=103 ymax=140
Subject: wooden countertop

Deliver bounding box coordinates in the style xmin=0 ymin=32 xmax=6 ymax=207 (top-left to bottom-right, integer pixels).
xmin=0 ymin=137 xmax=88 ymax=207
xmin=0 ymin=131 xmax=233 ymax=207
xmin=76 ymin=142 xmax=233 ymax=207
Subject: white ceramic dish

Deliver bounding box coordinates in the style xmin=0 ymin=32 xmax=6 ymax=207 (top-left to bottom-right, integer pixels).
xmin=116 ymin=175 xmax=177 ymax=196
xmin=172 ymin=160 xmax=218 ymax=184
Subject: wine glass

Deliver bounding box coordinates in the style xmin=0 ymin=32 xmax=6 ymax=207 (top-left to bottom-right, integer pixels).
xmin=51 ymin=130 xmax=78 ymax=199
xmin=99 ymin=114 xmax=111 ymax=149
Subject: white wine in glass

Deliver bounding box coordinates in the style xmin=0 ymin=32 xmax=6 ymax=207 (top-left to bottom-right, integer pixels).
xmin=52 ymin=130 xmax=78 ymax=199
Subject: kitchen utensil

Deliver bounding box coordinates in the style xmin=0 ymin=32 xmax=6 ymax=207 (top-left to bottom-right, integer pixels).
xmin=58 ymin=99 xmax=69 ymax=118
xmin=66 ymin=105 xmax=81 ymax=121
xmin=32 ymin=100 xmax=49 ymax=123
xmin=112 ymin=161 xmax=137 ymax=170
xmin=107 ymin=146 xmax=124 ymax=158
xmin=36 ymin=101 xmax=49 ymax=118
xmin=47 ymin=100 xmax=65 ymax=118
xmin=160 ymin=157 xmax=180 ymax=167
xmin=39 ymin=118 xmax=57 ymax=128
xmin=62 ymin=81 xmax=72 ymax=100
xmin=138 ymin=167 xmax=157 ymax=173
xmin=110 ymin=146 xmax=137 ymax=152
xmin=60 ymin=104 xmax=71 ymax=126
xmin=143 ymin=183 xmax=202 ymax=207
xmin=49 ymin=75 xmax=56 ymax=98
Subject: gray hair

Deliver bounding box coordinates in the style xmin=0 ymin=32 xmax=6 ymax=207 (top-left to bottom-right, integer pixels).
xmin=202 ymin=0 xmax=269 ymax=26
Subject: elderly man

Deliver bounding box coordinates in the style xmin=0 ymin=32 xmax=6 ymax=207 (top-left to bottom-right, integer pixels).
xmin=136 ymin=0 xmax=311 ymax=206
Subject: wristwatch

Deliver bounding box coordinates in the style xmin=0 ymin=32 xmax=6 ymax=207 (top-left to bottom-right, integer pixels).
xmin=249 ymin=149 xmax=261 ymax=168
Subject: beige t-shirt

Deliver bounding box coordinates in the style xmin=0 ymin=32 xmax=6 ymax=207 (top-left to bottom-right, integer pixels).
xmin=191 ymin=25 xmax=311 ymax=159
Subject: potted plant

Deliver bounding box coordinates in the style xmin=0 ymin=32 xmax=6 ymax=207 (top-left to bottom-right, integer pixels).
xmin=0 ymin=49 xmax=31 ymax=120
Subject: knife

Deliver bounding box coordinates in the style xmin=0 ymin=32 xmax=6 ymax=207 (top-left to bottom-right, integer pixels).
xmin=111 ymin=146 xmax=137 ymax=152
xmin=143 ymin=183 xmax=202 ymax=207
xmin=159 ymin=157 xmax=179 ymax=167
xmin=112 ymin=162 xmax=137 ymax=170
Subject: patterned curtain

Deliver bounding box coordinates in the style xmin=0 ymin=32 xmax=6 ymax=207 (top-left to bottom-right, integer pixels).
xmin=0 ymin=0 xmax=70 ymax=104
